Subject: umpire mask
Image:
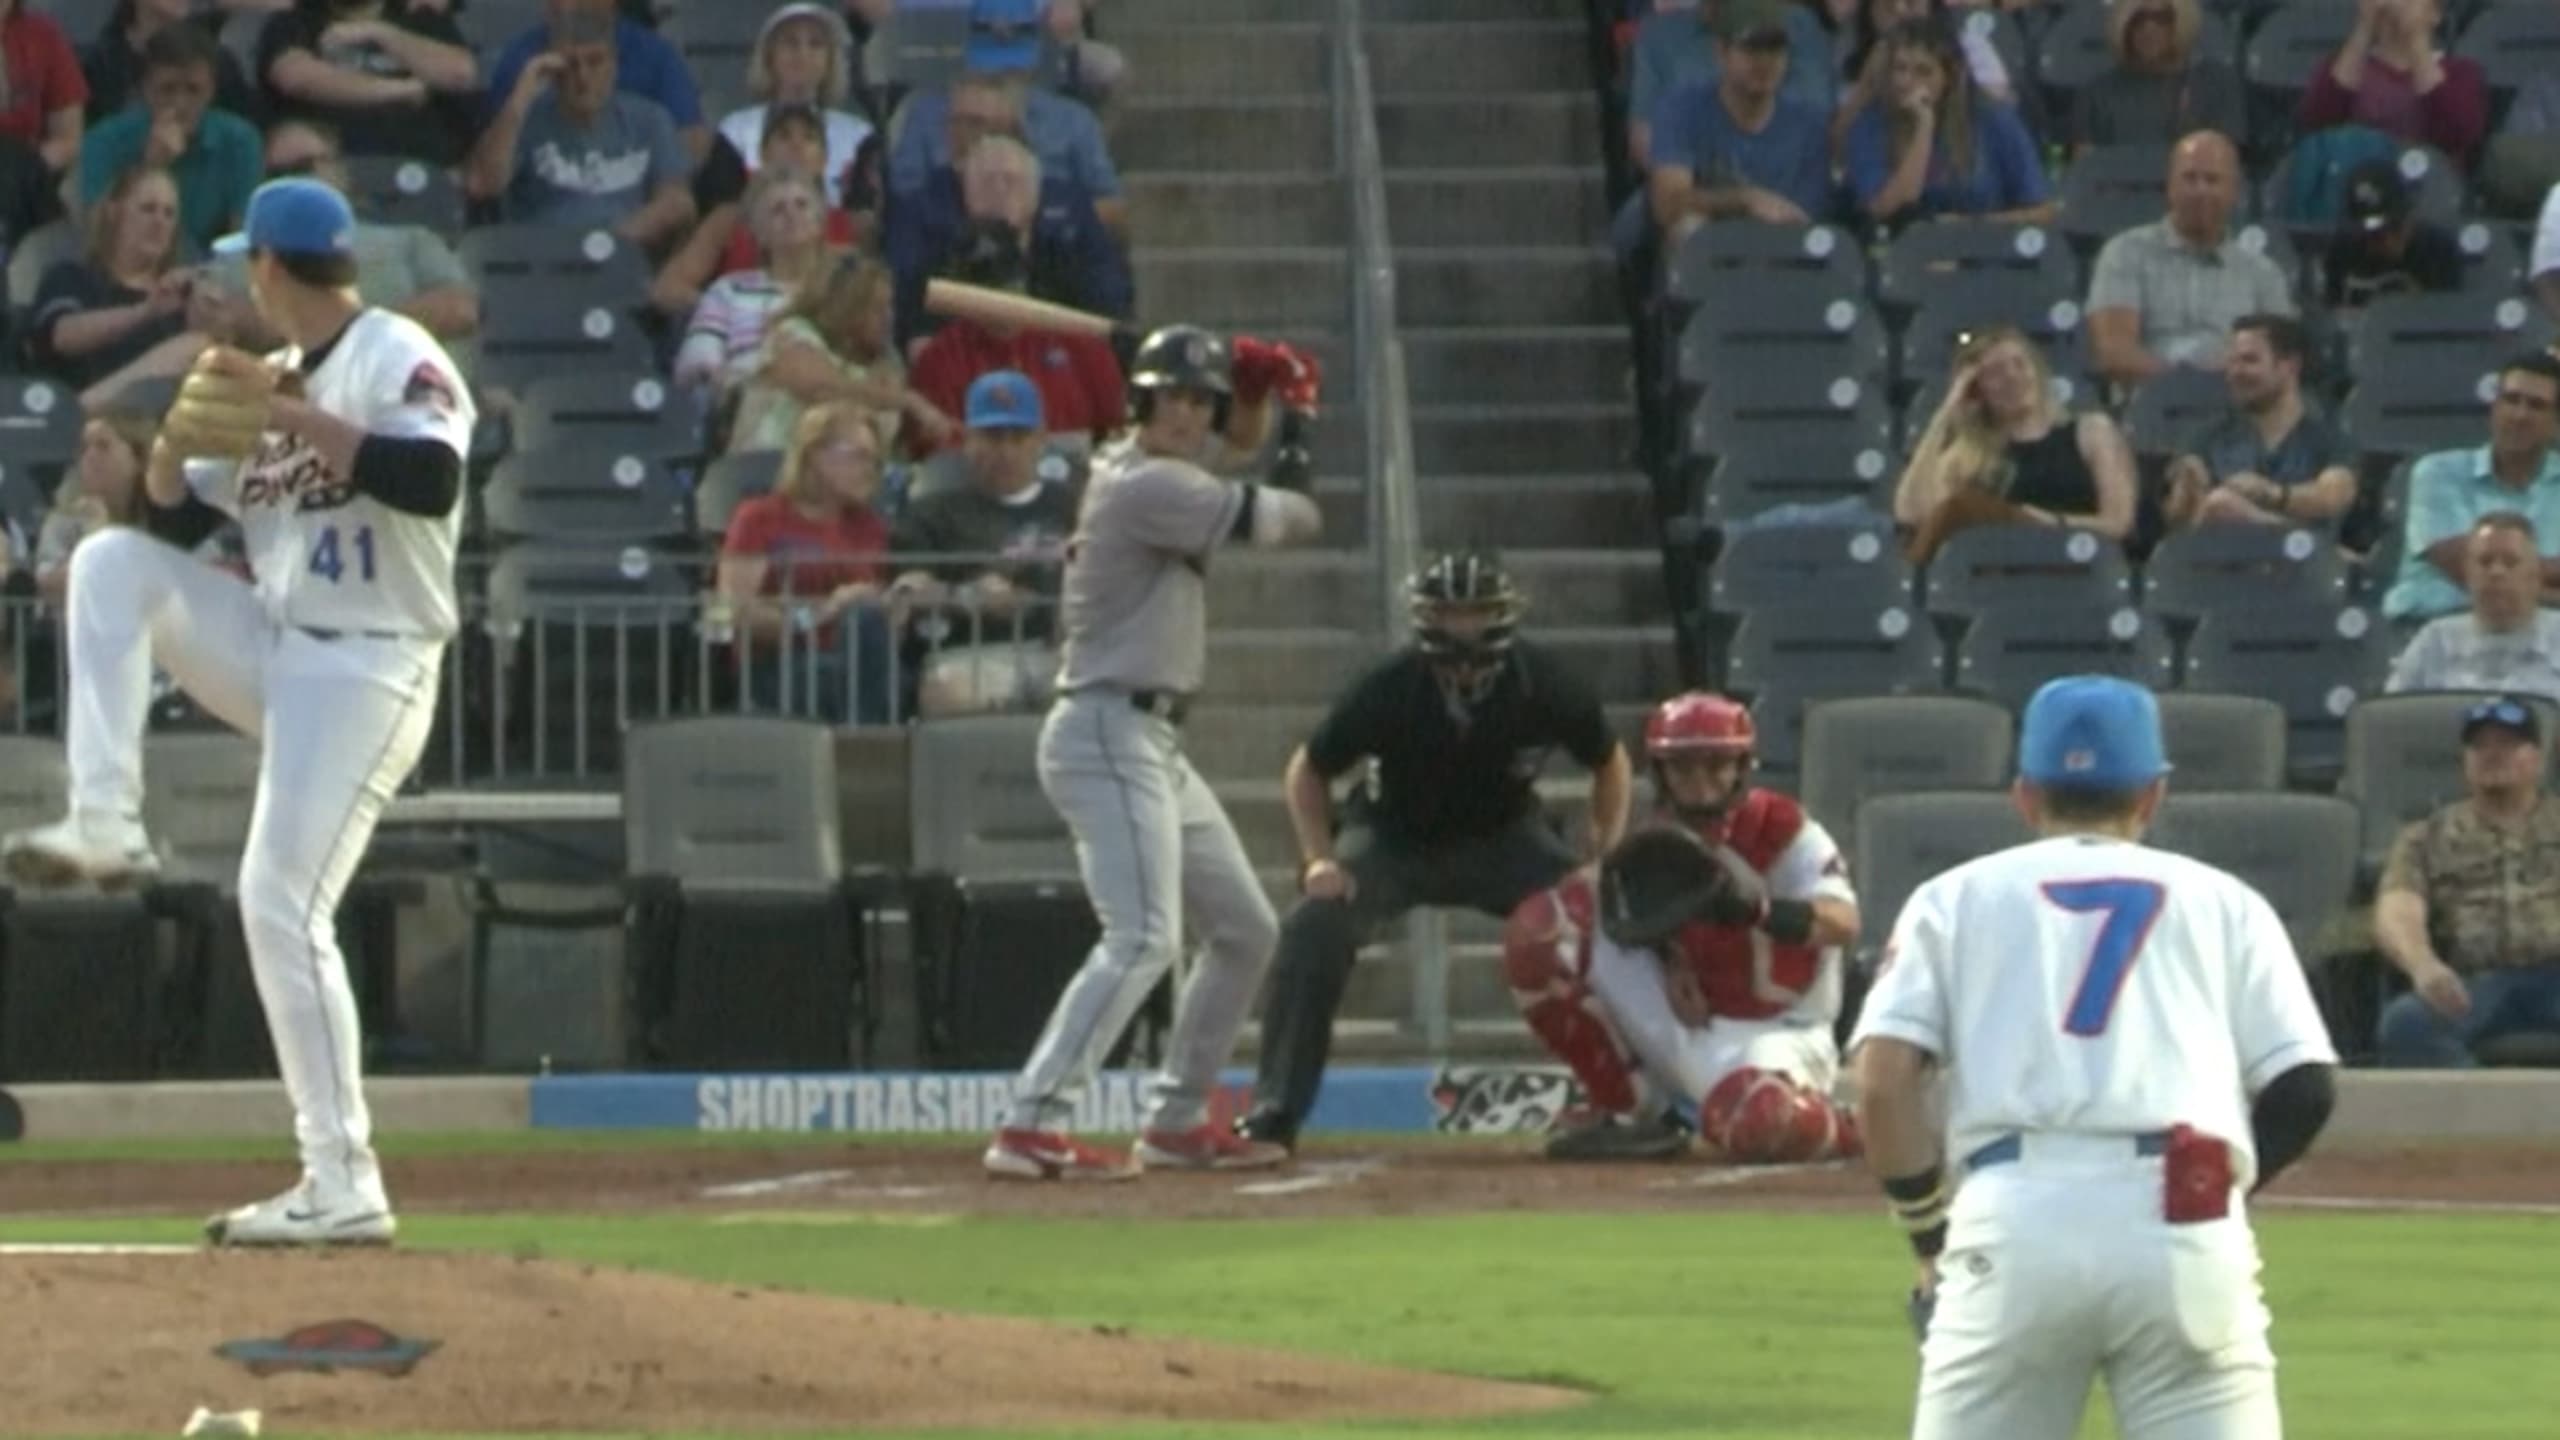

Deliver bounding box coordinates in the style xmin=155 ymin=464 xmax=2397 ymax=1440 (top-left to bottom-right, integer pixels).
xmin=1409 ymin=551 xmax=1524 ymax=708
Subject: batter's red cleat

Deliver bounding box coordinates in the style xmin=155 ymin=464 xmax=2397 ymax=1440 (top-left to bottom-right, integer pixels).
xmin=982 ymin=1128 xmax=1132 ymax=1181
xmin=1133 ymin=1125 xmax=1291 ymax=1172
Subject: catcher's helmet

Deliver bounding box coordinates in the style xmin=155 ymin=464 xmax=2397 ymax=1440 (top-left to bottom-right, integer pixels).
xmin=1645 ymin=692 xmax=1755 ymax=759
xmin=1129 ymin=324 xmax=1233 ymax=397
xmin=1407 ymin=550 xmax=1525 ymax=662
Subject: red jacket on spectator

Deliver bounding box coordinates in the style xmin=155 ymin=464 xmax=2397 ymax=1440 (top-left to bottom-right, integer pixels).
xmin=2296 ymin=53 xmax=2488 ymax=167
xmin=1 ymin=4 xmax=86 ymax=147
xmin=907 ymin=320 xmax=1127 ymax=458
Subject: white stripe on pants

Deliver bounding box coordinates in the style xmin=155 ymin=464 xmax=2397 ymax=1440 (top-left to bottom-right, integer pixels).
xmin=1009 ymin=691 xmax=1278 ymax=1133
xmin=65 ymin=528 xmax=441 ymax=1204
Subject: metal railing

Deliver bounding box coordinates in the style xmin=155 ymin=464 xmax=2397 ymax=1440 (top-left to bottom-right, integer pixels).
xmin=1334 ymin=0 xmax=1449 ymax=1052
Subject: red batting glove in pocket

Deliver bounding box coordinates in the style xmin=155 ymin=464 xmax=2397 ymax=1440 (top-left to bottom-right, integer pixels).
xmin=2162 ymin=1124 xmax=2234 ymax=1224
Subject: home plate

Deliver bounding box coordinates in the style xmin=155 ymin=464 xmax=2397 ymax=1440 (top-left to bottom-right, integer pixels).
xmin=1236 ymin=1160 xmax=1384 ymax=1197
xmin=0 ymin=1244 xmax=198 ymax=1256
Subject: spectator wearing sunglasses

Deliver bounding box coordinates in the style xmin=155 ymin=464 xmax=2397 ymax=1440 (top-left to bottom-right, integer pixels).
xmin=2388 ymin=514 xmax=2560 ymax=700
xmin=2372 ymin=696 xmax=2560 ymax=1067
xmin=2385 ymin=353 xmax=2560 ymax=621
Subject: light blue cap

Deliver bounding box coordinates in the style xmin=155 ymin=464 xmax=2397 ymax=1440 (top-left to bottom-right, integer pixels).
xmin=2018 ymin=676 xmax=2171 ymax=790
xmin=212 ymin=177 xmax=356 ymax=259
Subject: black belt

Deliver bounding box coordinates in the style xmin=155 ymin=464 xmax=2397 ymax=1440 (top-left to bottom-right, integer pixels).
xmin=1965 ymin=1130 xmax=2170 ymax=1171
xmin=299 ymin=626 xmax=411 ymax=642
xmin=1127 ymin=689 xmax=1190 ymax=724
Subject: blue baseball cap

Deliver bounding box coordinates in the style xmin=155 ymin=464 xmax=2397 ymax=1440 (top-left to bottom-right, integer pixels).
xmin=966 ymin=0 xmax=1045 ymax=73
xmin=2460 ymin=694 xmax=2542 ymax=745
xmin=966 ymin=369 xmax=1043 ymax=431
xmin=212 ymin=177 xmax=357 ymax=259
xmin=2019 ymin=676 xmax=2171 ymax=790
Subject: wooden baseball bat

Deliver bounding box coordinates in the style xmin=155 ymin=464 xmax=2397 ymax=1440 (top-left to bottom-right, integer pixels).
xmin=924 ymin=279 xmax=1127 ymax=341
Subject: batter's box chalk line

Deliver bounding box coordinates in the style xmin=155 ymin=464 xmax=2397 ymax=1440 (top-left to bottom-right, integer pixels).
xmin=1234 ymin=1159 xmax=1388 ymax=1198
xmin=0 ymin=1243 xmax=200 ymax=1256
xmin=1649 ymin=1161 xmax=1844 ymax=1191
xmin=697 ymin=1168 xmax=862 ymax=1199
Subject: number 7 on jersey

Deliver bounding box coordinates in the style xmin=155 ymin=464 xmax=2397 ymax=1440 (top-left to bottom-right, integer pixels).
xmin=2042 ymin=879 xmax=2166 ymax=1037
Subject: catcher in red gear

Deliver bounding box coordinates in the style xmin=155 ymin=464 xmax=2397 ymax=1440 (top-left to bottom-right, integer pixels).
xmin=1502 ymin=691 xmax=1865 ymax=1164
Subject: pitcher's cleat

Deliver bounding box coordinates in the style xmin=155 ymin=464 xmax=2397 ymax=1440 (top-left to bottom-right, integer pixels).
xmin=205 ymin=1182 xmax=397 ymax=1248
xmin=3 ymin=813 xmax=160 ymax=890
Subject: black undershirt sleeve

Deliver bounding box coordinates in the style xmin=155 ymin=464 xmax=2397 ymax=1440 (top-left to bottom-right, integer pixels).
xmin=349 ymin=434 xmax=463 ymax=517
xmin=2249 ymin=1061 xmax=2336 ymax=1193
xmin=143 ymin=492 xmax=232 ymax=551
xmin=1226 ymin=482 xmax=1258 ymax=544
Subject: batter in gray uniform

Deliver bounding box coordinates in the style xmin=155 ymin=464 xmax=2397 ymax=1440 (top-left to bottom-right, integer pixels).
xmin=983 ymin=324 xmax=1325 ymax=1180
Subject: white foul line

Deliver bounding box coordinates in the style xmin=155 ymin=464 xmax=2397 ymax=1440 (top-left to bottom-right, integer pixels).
xmin=0 ymin=1243 xmax=199 ymax=1255
xmin=2265 ymin=1194 xmax=2560 ymax=1218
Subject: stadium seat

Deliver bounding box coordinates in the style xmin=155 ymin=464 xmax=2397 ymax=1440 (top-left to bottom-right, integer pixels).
xmin=1850 ymin=791 xmax=2035 ymax=955
xmin=511 ymin=373 xmax=702 ymax=460
xmin=2244 ymin=1 xmax=2358 ymax=98
xmin=623 ymin=715 xmax=864 ymax=1069
xmin=1686 ymin=388 xmax=1894 ymax=469
xmin=473 ymin=288 xmax=664 ymax=395
xmin=340 ymin=154 xmax=465 ymax=233
xmin=1900 ymin=369 xmax=2100 ymax=443
xmin=2338 ymin=692 xmax=2560 ymax=880
xmin=2447 ymin=222 xmax=2524 ymax=295
xmin=483 ymin=546 xmax=702 ymax=780
xmin=2147 ymin=793 xmax=2360 ymax=951
xmin=2346 ymin=291 xmax=2556 ymax=378
xmin=1877 ymin=221 xmax=2078 ymax=315
xmin=1695 ymin=430 xmax=1898 ymax=525
xmin=1799 ymin=695 xmax=2012 ymax=850
xmin=2120 ymin=366 xmax=2235 ymax=459
xmin=454 ymin=0 xmax=544 ymax=52
xmin=1664 ymin=222 xmax=1868 ymax=308
xmin=2053 ymin=143 xmax=2173 ymax=250
xmin=694 ymin=449 xmax=785 ymax=539
xmin=1922 ymin=523 xmax=2137 ymax=618
xmin=1709 ymin=524 xmax=1911 ymax=614
xmin=459 ymin=223 xmax=651 ymax=302
xmin=1677 ymin=282 xmax=1890 ymax=391
xmin=1726 ymin=603 xmax=1944 ymax=773
xmin=2037 ymin=2 xmax=2237 ymax=109
xmin=2342 ymin=356 xmax=2501 ymax=466
xmin=0 ymin=374 xmax=89 ymax=493
xmin=1952 ymin=604 xmax=2174 ymax=710
xmin=481 ymin=450 xmax=694 ymax=549
xmin=2154 ymin=692 xmax=2288 ymax=791
xmin=1901 ymin=284 xmax=2093 ymax=394
xmin=2181 ymin=602 xmax=2392 ymax=781
xmin=2142 ymin=524 xmax=2348 ymax=622
xmin=2453 ymin=3 xmax=2560 ymax=102
xmin=1689 ymin=363 xmax=1889 ymax=445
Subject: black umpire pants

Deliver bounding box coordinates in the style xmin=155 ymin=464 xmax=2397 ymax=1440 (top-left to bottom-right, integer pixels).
xmin=1247 ymin=812 xmax=1577 ymax=1140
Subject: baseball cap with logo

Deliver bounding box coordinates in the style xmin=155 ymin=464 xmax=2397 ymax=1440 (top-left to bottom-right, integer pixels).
xmin=966 ymin=369 xmax=1044 ymax=431
xmin=966 ymin=0 xmax=1045 ymax=73
xmin=212 ymin=177 xmax=357 ymax=259
xmin=2460 ymin=695 xmax=2542 ymax=746
xmin=2342 ymin=160 xmax=2412 ymax=236
xmin=1716 ymin=0 xmax=1793 ymax=47
xmin=2019 ymin=676 xmax=2172 ymax=790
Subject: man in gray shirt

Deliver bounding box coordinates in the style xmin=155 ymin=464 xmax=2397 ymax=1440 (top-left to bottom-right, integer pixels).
xmin=2390 ymin=512 xmax=2560 ymax=701
xmin=985 ymin=324 xmax=1325 ymax=1182
xmin=2087 ymin=130 xmax=2294 ymax=386
xmin=464 ymin=7 xmax=694 ymax=251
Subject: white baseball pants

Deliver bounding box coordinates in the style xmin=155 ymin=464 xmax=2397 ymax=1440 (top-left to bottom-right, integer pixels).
xmin=1916 ymin=1136 xmax=2282 ymax=1439
xmin=64 ymin=528 xmax=441 ymax=1206
xmin=1008 ymin=689 xmax=1278 ymax=1134
xmin=1583 ymin=930 xmax=1839 ymax=1100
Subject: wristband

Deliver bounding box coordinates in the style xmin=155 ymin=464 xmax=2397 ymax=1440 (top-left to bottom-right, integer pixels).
xmin=1883 ymin=1164 xmax=1950 ymax=1262
xmin=1762 ymin=897 xmax=1816 ymax=946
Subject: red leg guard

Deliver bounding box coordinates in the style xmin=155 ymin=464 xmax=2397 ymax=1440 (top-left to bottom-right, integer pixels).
xmin=1701 ymin=1068 xmax=1860 ymax=1164
xmin=1504 ymin=885 xmax=1640 ymax=1114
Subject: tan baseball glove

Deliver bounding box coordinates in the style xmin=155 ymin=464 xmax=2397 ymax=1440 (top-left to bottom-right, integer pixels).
xmin=162 ymin=346 xmax=283 ymax=460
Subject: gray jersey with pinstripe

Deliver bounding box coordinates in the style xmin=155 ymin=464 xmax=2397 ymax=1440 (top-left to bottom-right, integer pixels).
xmin=1052 ymin=438 xmax=1247 ymax=695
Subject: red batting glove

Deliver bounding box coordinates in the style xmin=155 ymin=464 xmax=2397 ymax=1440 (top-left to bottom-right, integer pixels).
xmin=1229 ymin=335 xmax=1289 ymax=405
xmin=1274 ymin=344 xmax=1322 ymax=415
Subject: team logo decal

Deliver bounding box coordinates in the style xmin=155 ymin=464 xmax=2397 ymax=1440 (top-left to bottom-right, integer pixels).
xmin=1428 ymin=1065 xmax=1583 ymax=1135
xmin=402 ymin=361 xmax=459 ymax=415
xmin=215 ymin=1318 xmax=439 ymax=1378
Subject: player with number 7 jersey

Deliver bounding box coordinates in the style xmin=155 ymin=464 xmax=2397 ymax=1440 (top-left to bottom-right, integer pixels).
xmin=1849 ymin=676 xmax=2340 ymax=1440
xmin=2 ymin=177 xmax=474 ymax=1251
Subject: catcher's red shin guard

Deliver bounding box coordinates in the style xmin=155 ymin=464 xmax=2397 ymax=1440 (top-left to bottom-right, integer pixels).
xmin=1503 ymin=889 xmax=1641 ymax=1114
xmin=1701 ymin=1068 xmax=1860 ymax=1164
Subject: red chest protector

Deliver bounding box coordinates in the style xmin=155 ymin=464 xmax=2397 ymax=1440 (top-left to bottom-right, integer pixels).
xmin=1668 ymin=789 xmax=1824 ymax=1021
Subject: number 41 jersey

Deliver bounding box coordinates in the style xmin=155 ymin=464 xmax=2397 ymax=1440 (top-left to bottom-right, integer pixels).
xmin=1851 ymin=833 xmax=2337 ymax=1190
xmin=191 ymin=309 xmax=477 ymax=640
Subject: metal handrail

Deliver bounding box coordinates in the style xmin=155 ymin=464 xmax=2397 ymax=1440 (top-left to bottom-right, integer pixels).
xmin=1334 ymin=0 xmax=1449 ymax=1053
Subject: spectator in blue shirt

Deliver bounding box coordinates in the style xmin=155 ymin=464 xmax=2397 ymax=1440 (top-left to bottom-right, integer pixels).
xmin=1641 ymin=0 xmax=1837 ymax=248
xmin=78 ymin=22 xmax=260 ymax=253
xmin=1626 ymin=0 xmax=1840 ymax=170
xmin=1842 ymin=18 xmax=2051 ymax=227
xmin=885 ymin=131 xmax=1129 ymax=348
xmin=483 ymin=0 xmax=706 ymax=164
xmin=466 ymin=7 xmax=695 ymax=252
xmin=2386 ymin=354 xmax=2560 ymax=620
xmin=888 ymin=0 xmax=1123 ymax=236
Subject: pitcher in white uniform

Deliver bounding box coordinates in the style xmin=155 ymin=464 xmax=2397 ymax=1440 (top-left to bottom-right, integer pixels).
xmin=3 ymin=177 xmax=475 ymax=1248
xmin=1851 ymin=676 xmax=2340 ymax=1439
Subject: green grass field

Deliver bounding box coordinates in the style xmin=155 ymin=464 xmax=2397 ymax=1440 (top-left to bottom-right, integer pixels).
xmin=6 ymin=1133 xmax=2557 ymax=1439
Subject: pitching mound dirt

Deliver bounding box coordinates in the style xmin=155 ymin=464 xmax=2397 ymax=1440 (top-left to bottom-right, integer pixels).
xmin=0 ymin=1250 xmax=1581 ymax=1436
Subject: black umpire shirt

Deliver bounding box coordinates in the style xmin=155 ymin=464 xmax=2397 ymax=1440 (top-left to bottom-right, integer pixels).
xmin=1303 ymin=641 xmax=1616 ymax=848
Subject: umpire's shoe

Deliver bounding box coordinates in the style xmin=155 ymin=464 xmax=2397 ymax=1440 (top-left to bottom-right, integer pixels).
xmin=3 ymin=813 xmax=160 ymax=890
xmin=1134 ymin=1125 xmax=1290 ymax=1172
xmin=1235 ymin=1109 xmax=1297 ymax=1153
xmin=1543 ymin=1107 xmax=1691 ymax=1162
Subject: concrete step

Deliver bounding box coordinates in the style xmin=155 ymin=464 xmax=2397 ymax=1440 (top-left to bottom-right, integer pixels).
xmin=1131 ymin=247 xmax=1347 ymax=331
xmin=1109 ymin=25 xmax=1330 ymax=98
xmin=1204 ymin=624 xmax=1682 ymax=705
xmin=1114 ymin=98 xmax=1332 ymax=173
xmin=1209 ymin=548 xmax=1664 ymax=630
xmin=1415 ymin=473 xmax=1656 ymax=550
xmin=1395 ymin=247 xmax=1617 ymax=328
xmin=1126 ymin=172 xmax=1344 ymax=249
xmin=1413 ymin=402 xmax=1638 ymax=475
xmin=1404 ymin=325 xmax=1627 ymax=406
xmin=1368 ymin=21 xmax=1591 ymax=94
xmin=1388 ymin=167 xmax=1610 ymax=248
xmin=1379 ymin=95 xmax=1602 ymax=170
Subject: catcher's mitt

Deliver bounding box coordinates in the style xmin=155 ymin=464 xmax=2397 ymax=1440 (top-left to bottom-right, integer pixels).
xmin=1596 ymin=823 xmax=1727 ymax=948
xmin=162 ymin=346 xmax=283 ymax=462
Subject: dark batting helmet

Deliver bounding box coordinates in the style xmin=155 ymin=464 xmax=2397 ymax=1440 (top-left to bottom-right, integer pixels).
xmin=1129 ymin=324 xmax=1232 ymax=428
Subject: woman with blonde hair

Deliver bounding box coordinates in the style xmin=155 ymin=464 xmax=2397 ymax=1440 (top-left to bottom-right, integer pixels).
xmin=2070 ymin=0 xmax=2245 ymax=154
xmin=716 ymin=399 xmax=908 ymax=722
xmin=730 ymin=251 xmax=955 ymax=455
xmin=1894 ymin=326 xmax=2138 ymax=564
xmin=1844 ymin=19 xmax=2053 ymax=226
xmin=716 ymin=2 xmax=873 ymax=206
xmin=30 ymin=163 xmax=214 ymax=412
